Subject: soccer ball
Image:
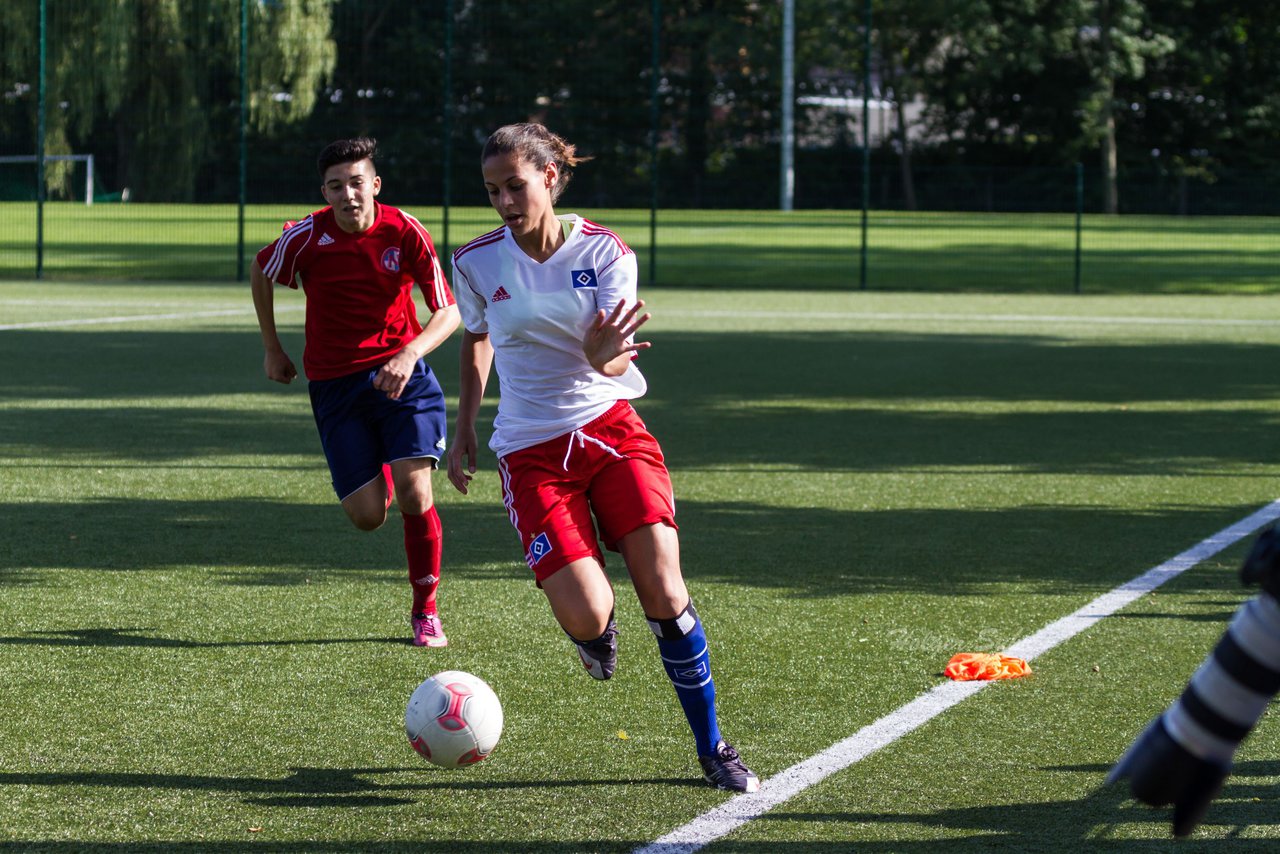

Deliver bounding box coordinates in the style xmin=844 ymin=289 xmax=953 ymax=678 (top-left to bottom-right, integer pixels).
xmin=405 ymin=670 xmax=503 ymax=769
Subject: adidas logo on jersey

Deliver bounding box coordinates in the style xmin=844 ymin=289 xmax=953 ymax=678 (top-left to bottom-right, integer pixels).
xmin=318 ymin=233 xmax=335 ymax=246
xmin=491 ymin=286 xmax=511 ymax=302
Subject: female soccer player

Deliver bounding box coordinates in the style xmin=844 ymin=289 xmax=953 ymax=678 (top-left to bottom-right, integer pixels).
xmin=446 ymin=123 xmax=759 ymax=792
xmin=251 ymin=137 xmax=458 ymax=648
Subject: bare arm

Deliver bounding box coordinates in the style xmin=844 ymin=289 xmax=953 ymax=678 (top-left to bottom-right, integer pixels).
xmin=374 ymin=303 xmax=461 ymax=400
xmin=250 ymin=259 xmax=298 ymax=384
xmin=446 ymin=329 xmax=494 ymax=495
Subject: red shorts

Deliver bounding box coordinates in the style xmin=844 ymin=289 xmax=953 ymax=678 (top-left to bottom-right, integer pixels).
xmin=497 ymin=400 xmax=677 ymax=583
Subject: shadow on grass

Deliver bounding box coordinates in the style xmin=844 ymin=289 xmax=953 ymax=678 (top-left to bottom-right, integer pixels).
xmin=0 ymin=497 xmax=521 ymax=583
xmin=0 ymin=495 xmax=1262 ymax=601
xmin=3 ymin=326 xmax=1280 ymax=476
xmin=0 ymin=844 xmax=652 ymax=853
xmin=2 ymin=763 xmax=1277 ymax=850
xmin=677 ymin=499 xmax=1262 ymax=598
xmin=0 ymin=627 xmax=414 ymax=648
xmin=762 ymin=758 xmax=1280 ymax=849
xmin=2 ymin=322 xmax=1276 ymax=604
xmin=0 ymin=765 xmax=698 ymax=796
xmin=0 ymin=765 xmax=702 ymax=817
xmin=638 ymin=329 xmax=1280 ymax=475
xmin=1109 ymin=609 xmax=1240 ymax=624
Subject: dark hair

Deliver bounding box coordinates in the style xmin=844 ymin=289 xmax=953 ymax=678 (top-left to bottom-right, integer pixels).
xmin=482 ymin=123 xmax=590 ymax=203
xmin=317 ymin=137 xmax=377 ymax=178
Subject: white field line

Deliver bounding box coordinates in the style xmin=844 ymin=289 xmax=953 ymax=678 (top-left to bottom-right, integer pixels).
xmin=0 ymin=299 xmax=271 ymax=310
xmin=636 ymin=499 xmax=1280 ymax=854
xmin=4 ymin=304 xmax=1280 ymax=331
xmin=0 ymin=305 xmax=301 ymax=331
xmin=666 ymin=309 xmax=1280 ymax=327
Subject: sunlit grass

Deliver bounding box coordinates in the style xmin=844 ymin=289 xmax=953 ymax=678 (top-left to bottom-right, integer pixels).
xmin=0 ymin=202 xmax=1274 ymax=293
xmin=2 ymin=283 xmax=1280 ymax=848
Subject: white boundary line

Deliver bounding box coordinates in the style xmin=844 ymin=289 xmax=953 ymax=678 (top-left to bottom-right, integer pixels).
xmin=4 ymin=305 xmax=1280 ymax=332
xmin=667 ymin=309 xmax=1280 ymax=327
xmin=0 ymin=305 xmax=301 ymax=331
xmin=637 ymin=499 xmax=1280 ymax=854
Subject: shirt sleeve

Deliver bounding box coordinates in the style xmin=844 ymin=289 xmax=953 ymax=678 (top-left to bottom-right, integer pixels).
xmin=402 ymin=215 xmax=456 ymax=312
xmin=451 ymin=256 xmax=489 ymax=335
xmin=256 ymin=215 xmax=322 ymax=289
xmin=255 ymin=220 xmax=313 ymax=289
xmin=594 ymin=250 xmax=639 ymax=322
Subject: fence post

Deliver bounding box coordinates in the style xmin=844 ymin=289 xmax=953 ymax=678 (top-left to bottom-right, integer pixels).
xmin=36 ymin=0 xmax=46 ymax=280
xmin=442 ymin=0 xmax=454 ymax=259
xmin=1074 ymin=162 xmax=1083 ymax=294
xmin=859 ymin=0 xmax=870 ymax=290
xmin=648 ymin=0 xmax=660 ymax=287
xmin=237 ymin=0 xmax=248 ymax=282
xmin=779 ymin=0 xmax=794 ymax=212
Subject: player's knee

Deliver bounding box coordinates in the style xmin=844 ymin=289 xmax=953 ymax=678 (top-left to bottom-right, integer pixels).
xmin=396 ymin=490 xmax=433 ymax=517
xmin=347 ymin=507 xmax=387 ymax=531
xmin=391 ymin=471 xmax=434 ymax=516
xmin=560 ymin=609 xmax=612 ymax=642
xmin=543 ymin=559 xmax=614 ymax=640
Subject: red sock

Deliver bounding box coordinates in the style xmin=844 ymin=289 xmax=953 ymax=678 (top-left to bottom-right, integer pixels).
xmin=382 ymin=464 xmax=395 ymax=510
xmin=403 ymin=506 xmax=442 ymax=616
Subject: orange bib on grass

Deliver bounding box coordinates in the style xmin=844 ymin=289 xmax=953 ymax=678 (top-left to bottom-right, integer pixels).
xmin=945 ymin=652 xmax=1031 ymax=681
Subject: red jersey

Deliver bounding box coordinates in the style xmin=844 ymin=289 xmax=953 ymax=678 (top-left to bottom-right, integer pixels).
xmin=255 ymin=203 xmax=455 ymax=381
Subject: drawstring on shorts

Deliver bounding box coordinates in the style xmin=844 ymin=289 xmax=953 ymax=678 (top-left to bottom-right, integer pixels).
xmin=563 ymin=428 xmax=624 ymax=471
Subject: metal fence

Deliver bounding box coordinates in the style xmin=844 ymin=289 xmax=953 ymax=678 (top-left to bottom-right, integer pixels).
xmin=1 ymin=0 xmax=1276 ymax=292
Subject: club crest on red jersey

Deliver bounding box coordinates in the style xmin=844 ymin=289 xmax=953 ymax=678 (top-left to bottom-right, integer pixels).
xmin=571 ymin=268 xmax=598 ymax=289
xmin=381 ymin=247 xmax=401 ymax=272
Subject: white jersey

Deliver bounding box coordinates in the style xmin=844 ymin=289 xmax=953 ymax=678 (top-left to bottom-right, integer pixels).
xmin=452 ymin=214 xmax=647 ymax=456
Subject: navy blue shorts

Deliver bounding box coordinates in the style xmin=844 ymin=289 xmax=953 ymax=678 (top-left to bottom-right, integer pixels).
xmin=308 ymin=359 xmax=447 ymax=500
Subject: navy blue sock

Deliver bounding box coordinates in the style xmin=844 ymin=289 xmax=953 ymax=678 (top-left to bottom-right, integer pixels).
xmin=648 ymin=601 xmax=722 ymax=756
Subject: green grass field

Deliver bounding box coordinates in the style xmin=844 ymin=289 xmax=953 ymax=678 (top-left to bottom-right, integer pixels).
xmin=3 ymin=281 xmax=1280 ymax=850
xmin=0 ymin=202 xmax=1276 ymax=293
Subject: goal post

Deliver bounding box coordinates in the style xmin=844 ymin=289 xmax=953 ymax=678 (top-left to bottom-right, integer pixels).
xmin=0 ymin=154 xmax=96 ymax=205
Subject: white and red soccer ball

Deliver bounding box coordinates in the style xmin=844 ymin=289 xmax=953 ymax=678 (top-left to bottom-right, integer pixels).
xmin=405 ymin=670 xmax=503 ymax=769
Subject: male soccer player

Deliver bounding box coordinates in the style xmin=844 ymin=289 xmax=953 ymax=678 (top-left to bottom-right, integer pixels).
xmin=250 ymin=137 xmax=459 ymax=647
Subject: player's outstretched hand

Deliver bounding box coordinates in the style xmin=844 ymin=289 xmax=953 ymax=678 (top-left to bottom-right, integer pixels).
xmin=264 ymin=349 xmax=298 ymax=384
xmin=583 ymin=300 xmax=651 ymax=376
xmin=1241 ymin=524 xmax=1280 ymax=597
xmin=1108 ymin=714 xmax=1230 ymax=837
xmin=447 ymin=426 xmax=479 ymax=495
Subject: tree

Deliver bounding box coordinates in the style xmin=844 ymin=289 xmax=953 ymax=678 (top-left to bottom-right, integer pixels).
xmin=0 ymin=0 xmax=130 ymax=195
xmin=868 ymin=0 xmax=953 ymax=210
xmin=1132 ymin=1 xmax=1280 ymax=190
xmin=913 ymin=0 xmax=1175 ymax=211
xmin=1074 ymin=0 xmax=1174 ymax=212
xmin=0 ymin=0 xmax=335 ymax=201
xmin=917 ymin=1 xmax=1094 ymax=163
xmin=658 ymin=0 xmax=783 ymax=206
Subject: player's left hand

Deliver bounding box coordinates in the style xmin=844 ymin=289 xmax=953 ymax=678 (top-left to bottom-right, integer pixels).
xmin=1241 ymin=524 xmax=1280 ymax=597
xmin=374 ymin=351 xmax=417 ymax=400
xmin=1108 ymin=714 xmax=1231 ymax=837
xmin=584 ymin=300 xmax=651 ymax=376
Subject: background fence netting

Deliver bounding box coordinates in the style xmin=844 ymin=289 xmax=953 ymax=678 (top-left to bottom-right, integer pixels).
xmin=0 ymin=0 xmax=1276 ymax=291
